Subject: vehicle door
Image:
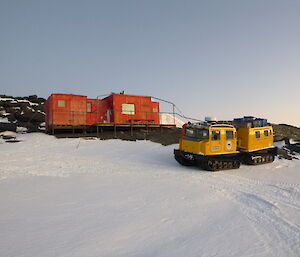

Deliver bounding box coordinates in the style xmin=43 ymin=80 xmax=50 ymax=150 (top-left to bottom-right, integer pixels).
xmin=224 ymin=130 xmax=235 ymax=153
xmin=210 ymin=129 xmax=222 ymax=154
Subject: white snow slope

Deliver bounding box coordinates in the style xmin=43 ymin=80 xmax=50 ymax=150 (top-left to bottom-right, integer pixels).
xmin=0 ymin=133 xmax=299 ymax=257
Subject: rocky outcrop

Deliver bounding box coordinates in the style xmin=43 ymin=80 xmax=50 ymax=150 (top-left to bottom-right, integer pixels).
xmin=0 ymin=95 xmax=45 ymax=132
xmin=278 ymin=143 xmax=300 ymax=160
xmin=272 ymin=124 xmax=300 ymax=142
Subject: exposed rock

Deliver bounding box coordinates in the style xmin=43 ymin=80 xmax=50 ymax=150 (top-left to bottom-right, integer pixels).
xmin=0 ymin=95 xmax=45 ymax=132
xmin=0 ymin=123 xmax=17 ymax=132
xmin=272 ymin=124 xmax=300 ymax=142
xmin=55 ymin=127 xmax=182 ymax=146
xmin=286 ymin=142 xmax=300 ymax=154
xmin=278 ymin=143 xmax=300 ymax=160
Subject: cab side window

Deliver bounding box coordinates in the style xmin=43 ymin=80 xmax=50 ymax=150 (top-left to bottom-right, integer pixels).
xmin=255 ymin=131 xmax=260 ymax=138
xmin=212 ymin=130 xmax=220 ymax=140
xmin=226 ymin=131 xmax=234 ymax=140
xmin=264 ymin=130 xmax=269 ymax=137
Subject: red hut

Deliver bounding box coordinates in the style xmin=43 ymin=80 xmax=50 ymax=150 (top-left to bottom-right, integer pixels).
xmin=101 ymin=94 xmax=160 ymax=124
xmin=45 ymin=94 xmax=87 ymax=130
xmin=45 ymin=93 xmax=160 ymax=132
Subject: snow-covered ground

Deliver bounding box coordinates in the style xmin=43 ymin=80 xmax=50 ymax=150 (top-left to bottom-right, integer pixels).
xmin=0 ymin=133 xmax=299 ymax=257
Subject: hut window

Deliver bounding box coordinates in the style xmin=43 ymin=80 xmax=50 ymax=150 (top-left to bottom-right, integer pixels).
xmin=57 ymin=100 xmax=65 ymax=107
xmin=122 ymin=104 xmax=135 ymax=115
xmin=87 ymin=103 xmax=92 ymax=113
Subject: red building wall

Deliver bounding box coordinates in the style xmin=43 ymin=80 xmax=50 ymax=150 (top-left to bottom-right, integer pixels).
xmin=45 ymin=94 xmax=87 ymax=128
xmin=109 ymin=94 xmax=160 ymax=124
xmin=45 ymin=93 xmax=160 ymax=130
xmin=86 ymin=99 xmax=113 ymax=125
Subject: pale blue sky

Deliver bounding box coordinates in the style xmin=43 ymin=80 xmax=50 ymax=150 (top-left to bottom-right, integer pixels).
xmin=1 ymin=0 xmax=299 ymax=126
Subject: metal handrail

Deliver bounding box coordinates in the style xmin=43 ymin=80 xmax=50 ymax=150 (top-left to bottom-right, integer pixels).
xmin=48 ymin=92 xmax=204 ymax=127
xmin=91 ymin=93 xmax=202 ymax=124
xmin=49 ymin=109 xmax=197 ymax=125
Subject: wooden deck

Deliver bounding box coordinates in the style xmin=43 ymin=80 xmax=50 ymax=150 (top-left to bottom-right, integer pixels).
xmin=47 ymin=123 xmax=176 ymax=135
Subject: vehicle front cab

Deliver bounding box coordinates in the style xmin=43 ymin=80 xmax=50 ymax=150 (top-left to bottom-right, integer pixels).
xmin=179 ymin=123 xmax=238 ymax=156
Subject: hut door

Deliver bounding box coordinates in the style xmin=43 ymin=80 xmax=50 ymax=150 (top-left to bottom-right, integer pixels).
xmin=106 ymin=109 xmax=111 ymax=123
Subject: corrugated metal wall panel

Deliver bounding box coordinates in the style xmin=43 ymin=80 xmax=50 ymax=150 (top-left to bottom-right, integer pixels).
xmin=45 ymin=93 xmax=161 ymax=129
xmin=112 ymin=94 xmax=160 ymax=124
xmin=46 ymin=94 xmax=87 ymax=126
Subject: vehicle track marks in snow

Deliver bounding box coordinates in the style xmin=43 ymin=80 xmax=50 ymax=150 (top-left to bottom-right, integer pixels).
xmin=188 ymin=172 xmax=300 ymax=257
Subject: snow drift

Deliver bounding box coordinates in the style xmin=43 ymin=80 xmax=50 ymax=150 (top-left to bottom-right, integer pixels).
xmin=0 ymin=133 xmax=299 ymax=257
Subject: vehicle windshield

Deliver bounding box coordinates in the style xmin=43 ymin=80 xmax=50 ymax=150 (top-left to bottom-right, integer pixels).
xmin=184 ymin=127 xmax=209 ymax=141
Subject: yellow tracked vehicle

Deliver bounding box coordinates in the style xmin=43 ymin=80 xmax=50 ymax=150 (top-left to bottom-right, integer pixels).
xmin=174 ymin=117 xmax=277 ymax=171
